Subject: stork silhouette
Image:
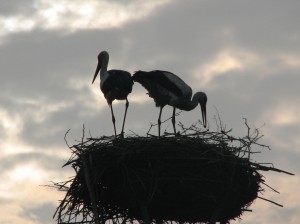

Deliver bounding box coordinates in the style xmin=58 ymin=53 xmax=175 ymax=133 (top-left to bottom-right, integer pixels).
xmin=133 ymin=70 xmax=207 ymax=136
xmin=92 ymin=51 xmax=133 ymax=137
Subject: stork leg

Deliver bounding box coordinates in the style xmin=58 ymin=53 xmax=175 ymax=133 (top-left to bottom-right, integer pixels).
xmin=172 ymin=107 xmax=177 ymax=135
xmin=120 ymin=98 xmax=129 ymax=138
xmin=158 ymin=107 xmax=163 ymax=137
xmin=109 ymin=104 xmax=117 ymax=137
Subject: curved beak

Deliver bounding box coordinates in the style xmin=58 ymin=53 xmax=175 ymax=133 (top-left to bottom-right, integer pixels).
xmin=92 ymin=62 xmax=101 ymax=84
xmin=200 ymin=103 xmax=207 ymax=128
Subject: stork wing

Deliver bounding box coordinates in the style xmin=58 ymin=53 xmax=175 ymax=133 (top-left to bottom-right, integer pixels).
xmin=133 ymin=70 xmax=183 ymax=97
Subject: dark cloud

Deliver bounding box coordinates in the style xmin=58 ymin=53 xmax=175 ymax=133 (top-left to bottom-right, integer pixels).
xmin=1 ymin=0 xmax=298 ymax=159
xmin=1 ymin=0 xmax=298 ymax=150
xmin=19 ymin=202 xmax=56 ymax=224
xmin=0 ymin=29 xmax=116 ymax=98
xmin=0 ymin=27 xmax=135 ymax=147
xmin=1 ymin=152 xmax=64 ymax=172
xmin=1 ymin=1 xmax=300 ymax=223
xmin=0 ymin=1 xmax=35 ymax=16
xmin=19 ymin=101 xmax=100 ymax=148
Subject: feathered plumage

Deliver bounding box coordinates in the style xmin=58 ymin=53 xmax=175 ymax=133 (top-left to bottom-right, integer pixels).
xmin=92 ymin=51 xmax=133 ymax=137
xmin=133 ymin=70 xmax=207 ymax=136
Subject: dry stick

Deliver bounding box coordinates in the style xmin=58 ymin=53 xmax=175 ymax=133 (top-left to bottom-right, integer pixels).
xmin=55 ymin=122 xmax=293 ymax=223
xmin=250 ymin=162 xmax=295 ymax=175
xmin=261 ymin=182 xmax=280 ymax=194
xmin=81 ymin=125 xmax=101 ymax=224
xmin=241 ymin=209 xmax=253 ymax=212
xmin=258 ymin=196 xmax=283 ymax=207
xmin=82 ymin=155 xmax=101 ymax=224
xmin=141 ymin=204 xmax=150 ymax=224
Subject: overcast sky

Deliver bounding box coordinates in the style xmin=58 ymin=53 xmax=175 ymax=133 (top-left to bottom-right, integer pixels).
xmin=0 ymin=0 xmax=299 ymax=223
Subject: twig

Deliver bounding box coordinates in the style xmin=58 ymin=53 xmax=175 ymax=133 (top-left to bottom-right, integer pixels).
xmin=64 ymin=129 xmax=71 ymax=148
xmin=52 ymin=119 xmax=294 ymax=223
xmin=82 ymin=155 xmax=101 ymax=224
xmin=258 ymin=196 xmax=283 ymax=207
xmin=261 ymin=182 xmax=280 ymax=194
xmin=250 ymin=162 xmax=295 ymax=175
xmin=80 ymin=126 xmax=101 ymax=224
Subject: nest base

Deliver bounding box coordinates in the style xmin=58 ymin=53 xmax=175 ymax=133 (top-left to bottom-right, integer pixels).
xmin=64 ymin=136 xmax=261 ymax=223
xmin=53 ymin=124 xmax=293 ymax=224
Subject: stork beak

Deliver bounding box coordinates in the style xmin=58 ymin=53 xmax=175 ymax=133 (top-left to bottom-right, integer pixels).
xmin=92 ymin=62 xmax=101 ymax=84
xmin=200 ymin=103 xmax=207 ymax=128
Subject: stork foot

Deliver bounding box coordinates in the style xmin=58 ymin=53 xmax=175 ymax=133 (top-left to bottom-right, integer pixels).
xmin=147 ymin=133 xmax=158 ymax=138
xmin=119 ymin=131 xmax=125 ymax=139
xmin=174 ymin=131 xmax=181 ymax=136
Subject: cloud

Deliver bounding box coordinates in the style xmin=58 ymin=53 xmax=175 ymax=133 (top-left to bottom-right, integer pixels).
xmin=263 ymin=103 xmax=300 ymax=126
xmin=1 ymin=0 xmax=299 ymax=150
xmin=0 ymin=152 xmax=70 ymax=224
xmin=0 ymin=1 xmax=35 ymax=15
xmin=241 ymin=172 xmax=299 ymax=224
xmin=0 ymin=107 xmax=22 ymax=137
xmin=0 ymin=0 xmax=171 ymax=42
xmin=279 ymin=53 xmax=300 ymax=68
xmin=19 ymin=202 xmax=57 ymax=224
xmin=193 ymin=48 xmax=259 ymax=87
xmin=1 ymin=1 xmax=300 ymax=223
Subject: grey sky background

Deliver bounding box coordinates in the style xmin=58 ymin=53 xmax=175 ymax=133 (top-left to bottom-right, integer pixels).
xmin=0 ymin=0 xmax=299 ymax=223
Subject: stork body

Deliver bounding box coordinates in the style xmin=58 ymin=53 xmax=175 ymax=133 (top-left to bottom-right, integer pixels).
xmin=133 ymin=70 xmax=207 ymax=136
xmin=92 ymin=51 xmax=133 ymax=137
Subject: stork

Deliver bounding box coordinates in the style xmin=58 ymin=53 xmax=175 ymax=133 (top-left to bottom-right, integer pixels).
xmin=92 ymin=51 xmax=133 ymax=137
xmin=133 ymin=70 xmax=207 ymax=136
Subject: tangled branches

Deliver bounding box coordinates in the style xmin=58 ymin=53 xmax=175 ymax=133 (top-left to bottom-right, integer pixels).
xmin=52 ymin=120 xmax=294 ymax=224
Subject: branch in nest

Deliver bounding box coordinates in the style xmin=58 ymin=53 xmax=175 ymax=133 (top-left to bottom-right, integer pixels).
xmin=51 ymin=120 xmax=293 ymax=224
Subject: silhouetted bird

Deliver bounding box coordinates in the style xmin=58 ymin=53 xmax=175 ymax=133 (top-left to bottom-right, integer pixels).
xmin=133 ymin=70 xmax=207 ymax=136
xmin=92 ymin=51 xmax=133 ymax=137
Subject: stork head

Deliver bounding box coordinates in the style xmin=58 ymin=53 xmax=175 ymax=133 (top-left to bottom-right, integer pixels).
xmin=196 ymin=92 xmax=207 ymax=128
xmin=92 ymin=51 xmax=109 ymax=84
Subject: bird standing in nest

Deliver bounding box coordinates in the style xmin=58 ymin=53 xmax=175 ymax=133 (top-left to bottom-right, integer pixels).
xmin=92 ymin=51 xmax=133 ymax=138
xmin=133 ymin=70 xmax=207 ymax=136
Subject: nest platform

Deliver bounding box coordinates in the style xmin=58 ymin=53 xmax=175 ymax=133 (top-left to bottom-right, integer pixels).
xmin=53 ymin=124 xmax=294 ymax=224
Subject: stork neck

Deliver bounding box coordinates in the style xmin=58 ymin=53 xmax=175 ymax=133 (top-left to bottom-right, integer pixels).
xmin=178 ymin=94 xmax=199 ymax=111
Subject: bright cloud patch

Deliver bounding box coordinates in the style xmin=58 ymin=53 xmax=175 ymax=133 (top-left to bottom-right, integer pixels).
xmin=0 ymin=16 xmax=35 ymax=33
xmin=279 ymin=54 xmax=300 ymax=68
xmin=263 ymin=103 xmax=300 ymax=126
xmin=256 ymin=102 xmax=300 ymax=156
xmin=194 ymin=49 xmax=259 ymax=86
xmin=0 ymin=0 xmax=170 ymax=39
xmin=9 ymin=164 xmax=46 ymax=182
xmin=0 ymin=108 xmax=22 ymax=136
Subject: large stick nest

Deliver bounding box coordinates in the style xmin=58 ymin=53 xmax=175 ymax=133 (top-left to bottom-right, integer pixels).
xmin=53 ymin=120 xmax=294 ymax=224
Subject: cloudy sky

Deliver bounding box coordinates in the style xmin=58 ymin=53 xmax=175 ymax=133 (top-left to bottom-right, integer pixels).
xmin=1 ymin=0 xmax=299 ymax=223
